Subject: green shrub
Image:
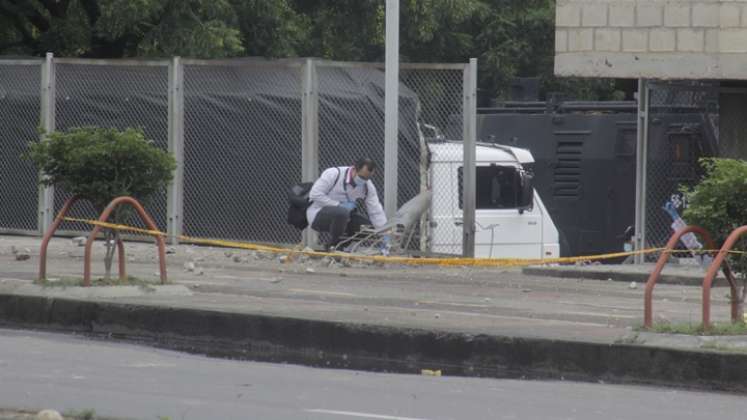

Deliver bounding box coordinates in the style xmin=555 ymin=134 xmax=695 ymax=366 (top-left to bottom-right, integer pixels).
xmin=682 ymin=158 xmax=747 ymax=319
xmin=27 ymin=127 xmax=176 ymax=212
xmin=27 ymin=127 xmax=176 ymax=280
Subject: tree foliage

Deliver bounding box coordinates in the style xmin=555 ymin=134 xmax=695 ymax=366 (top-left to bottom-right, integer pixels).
xmin=0 ymin=0 xmax=621 ymax=100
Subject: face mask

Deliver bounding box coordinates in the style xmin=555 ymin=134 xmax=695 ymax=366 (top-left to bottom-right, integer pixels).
xmin=354 ymin=175 xmax=367 ymax=186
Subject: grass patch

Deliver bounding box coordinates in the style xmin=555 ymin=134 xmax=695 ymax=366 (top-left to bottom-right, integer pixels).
xmin=36 ymin=276 xmax=160 ymax=291
xmin=641 ymin=321 xmax=747 ymax=336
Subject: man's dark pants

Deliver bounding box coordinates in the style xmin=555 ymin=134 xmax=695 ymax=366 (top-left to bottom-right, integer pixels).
xmin=311 ymin=206 xmax=371 ymax=249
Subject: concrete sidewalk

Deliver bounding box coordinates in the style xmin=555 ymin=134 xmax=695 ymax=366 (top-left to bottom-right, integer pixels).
xmin=1 ymin=235 xmax=746 ymax=392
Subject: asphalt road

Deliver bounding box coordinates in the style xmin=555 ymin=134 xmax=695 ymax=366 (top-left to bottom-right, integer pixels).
xmin=1 ymin=328 xmax=746 ymax=420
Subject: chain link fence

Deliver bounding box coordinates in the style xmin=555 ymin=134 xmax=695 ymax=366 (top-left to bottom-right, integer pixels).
xmin=182 ymin=60 xmax=303 ymax=243
xmin=644 ymin=81 xmax=721 ymax=255
xmin=0 ymin=56 xmax=474 ymax=255
xmin=53 ymin=60 xmax=170 ymax=235
xmin=0 ymin=60 xmax=42 ymax=234
xmin=315 ymin=62 xmax=466 ymax=254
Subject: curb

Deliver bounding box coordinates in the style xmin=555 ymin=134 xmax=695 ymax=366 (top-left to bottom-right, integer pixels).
xmin=1 ymin=293 xmax=746 ymax=393
xmin=521 ymin=267 xmax=721 ymax=286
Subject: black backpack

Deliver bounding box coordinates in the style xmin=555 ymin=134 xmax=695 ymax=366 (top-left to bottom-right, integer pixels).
xmin=287 ymin=168 xmax=341 ymax=230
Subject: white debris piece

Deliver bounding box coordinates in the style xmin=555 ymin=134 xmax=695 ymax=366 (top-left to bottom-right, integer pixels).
xmin=36 ymin=409 xmax=63 ymax=420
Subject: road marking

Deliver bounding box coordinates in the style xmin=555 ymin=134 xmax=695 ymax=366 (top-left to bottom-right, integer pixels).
xmin=305 ymin=409 xmax=432 ymax=420
xmin=289 ymin=288 xmax=356 ymax=297
xmin=417 ymin=300 xmax=491 ymax=308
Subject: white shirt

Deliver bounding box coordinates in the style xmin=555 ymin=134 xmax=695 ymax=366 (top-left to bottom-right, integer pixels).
xmin=306 ymin=166 xmax=387 ymax=229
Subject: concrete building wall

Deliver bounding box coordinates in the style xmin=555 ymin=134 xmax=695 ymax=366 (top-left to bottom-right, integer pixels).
xmin=555 ymin=0 xmax=747 ymax=79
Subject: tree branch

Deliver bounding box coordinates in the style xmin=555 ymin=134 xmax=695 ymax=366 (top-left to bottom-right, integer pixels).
xmin=0 ymin=3 xmax=36 ymax=45
xmin=0 ymin=39 xmax=27 ymax=52
xmin=3 ymin=0 xmax=51 ymax=32
xmin=38 ymin=0 xmax=70 ymax=18
xmin=77 ymin=0 xmax=100 ymax=26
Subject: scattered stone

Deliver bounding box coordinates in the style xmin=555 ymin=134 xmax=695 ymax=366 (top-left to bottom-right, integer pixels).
xmin=278 ymin=255 xmax=289 ymax=264
xmin=483 ymin=297 xmax=491 ymax=302
xmin=165 ymin=247 xmax=176 ymax=254
xmin=434 ymin=313 xmax=441 ymax=319
xmin=10 ymin=245 xmax=17 ymax=254
xmin=302 ymin=246 xmax=314 ymax=254
xmin=521 ymin=288 xmax=532 ymax=293
xmin=233 ymin=255 xmax=243 ymax=263
xmin=184 ymin=261 xmax=196 ymax=272
xmin=72 ymin=236 xmax=86 ymax=247
xmin=197 ymin=268 xmax=205 ymax=276
xmin=36 ymin=409 xmax=63 ymax=420
xmin=23 ymin=247 xmax=31 ymax=253
xmin=15 ymin=253 xmax=30 ymax=261
xmin=224 ymin=251 xmax=233 ymax=258
xmin=607 ymin=278 xmax=613 ymax=282
xmin=629 ymin=281 xmax=637 ymax=290
xmin=128 ymin=257 xmax=135 ymax=263
xmin=339 ymin=259 xmax=353 ymax=268
xmin=270 ymin=277 xmax=282 ymax=284
xmin=305 ymin=267 xmax=316 ymax=274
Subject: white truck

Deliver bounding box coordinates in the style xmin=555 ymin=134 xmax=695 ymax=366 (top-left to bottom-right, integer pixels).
xmin=425 ymin=141 xmax=560 ymax=259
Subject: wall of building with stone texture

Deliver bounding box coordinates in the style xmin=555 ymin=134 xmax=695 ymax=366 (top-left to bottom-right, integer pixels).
xmin=555 ymin=0 xmax=747 ymax=79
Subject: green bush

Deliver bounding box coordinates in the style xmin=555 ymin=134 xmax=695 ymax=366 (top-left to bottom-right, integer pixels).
xmin=27 ymin=127 xmax=176 ymax=212
xmin=682 ymin=159 xmax=747 ymax=245
xmin=27 ymin=127 xmax=176 ymax=281
xmin=682 ymin=158 xmax=747 ymax=322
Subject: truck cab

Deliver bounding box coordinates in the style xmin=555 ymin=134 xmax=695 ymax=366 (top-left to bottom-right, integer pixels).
xmin=427 ymin=141 xmax=560 ymax=259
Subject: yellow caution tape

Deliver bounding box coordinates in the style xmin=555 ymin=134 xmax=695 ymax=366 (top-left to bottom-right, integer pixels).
xmin=61 ymin=217 xmax=745 ymax=268
xmin=421 ymin=369 xmax=442 ymax=377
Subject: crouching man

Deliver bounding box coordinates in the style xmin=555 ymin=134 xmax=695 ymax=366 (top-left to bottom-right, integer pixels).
xmin=307 ymin=158 xmax=387 ymax=251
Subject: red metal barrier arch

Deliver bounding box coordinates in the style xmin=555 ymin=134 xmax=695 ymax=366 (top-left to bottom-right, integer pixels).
xmin=643 ymin=226 xmax=729 ymax=329
xmin=701 ymin=226 xmax=747 ymax=329
xmin=39 ymin=196 xmax=127 ymax=283
xmin=83 ymin=196 xmax=167 ymax=287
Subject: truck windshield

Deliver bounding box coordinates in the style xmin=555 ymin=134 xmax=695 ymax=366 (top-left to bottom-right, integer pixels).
xmin=458 ymin=165 xmax=520 ymax=209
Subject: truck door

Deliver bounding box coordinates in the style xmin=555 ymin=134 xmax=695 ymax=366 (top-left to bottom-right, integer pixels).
xmin=429 ymin=161 xmax=461 ymax=255
xmin=459 ymin=164 xmax=543 ymax=258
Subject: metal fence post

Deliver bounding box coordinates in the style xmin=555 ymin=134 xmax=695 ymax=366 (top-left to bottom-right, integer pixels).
xmin=302 ymin=59 xmax=320 ymax=247
xmin=462 ymin=58 xmax=477 ymax=258
xmin=384 ymin=0 xmax=400 ymax=218
xmin=167 ymin=56 xmax=185 ymax=244
xmin=634 ymin=78 xmax=649 ymax=264
xmin=38 ymin=52 xmax=55 ymax=236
